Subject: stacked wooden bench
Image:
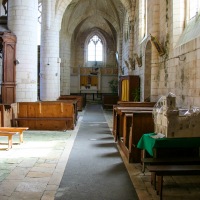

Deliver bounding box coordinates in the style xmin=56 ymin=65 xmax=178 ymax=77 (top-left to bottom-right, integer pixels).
xmin=0 ymin=127 xmax=28 ymax=150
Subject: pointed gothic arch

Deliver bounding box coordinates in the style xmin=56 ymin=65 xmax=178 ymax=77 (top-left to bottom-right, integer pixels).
xmin=84 ymin=30 xmax=107 ymax=67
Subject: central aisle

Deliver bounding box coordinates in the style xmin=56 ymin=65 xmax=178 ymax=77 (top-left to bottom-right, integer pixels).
xmin=55 ymin=104 xmax=139 ymax=200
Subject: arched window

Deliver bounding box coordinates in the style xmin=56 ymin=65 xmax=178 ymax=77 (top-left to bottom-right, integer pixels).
xmin=139 ymin=0 xmax=147 ymax=40
xmin=186 ymin=0 xmax=199 ymax=22
xmin=88 ymin=35 xmax=103 ymax=62
xmin=37 ymin=2 xmax=42 ymax=45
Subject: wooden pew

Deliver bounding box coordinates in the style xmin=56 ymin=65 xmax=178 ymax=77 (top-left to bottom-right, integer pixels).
xmin=147 ymin=165 xmax=200 ymax=200
xmin=118 ymin=110 xmax=154 ymax=162
xmin=117 ymin=101 xmax=156 ymax=107
xmin=12 ymin=101 xmax=77 ymax=130
xmin=102 ymin=94 xmax=118 ymax=109
xmin=112 ymin=102 xmax=155 ymax=140
xmin=58 ymin=95 xmax=85 ymax=111
xmin=0 ymin=127 xmax=28 ymax=143
xmin=0 ymin=131 xmax=18 ymax=150
xmin=113 ymin=106 xmax=153 ymax=142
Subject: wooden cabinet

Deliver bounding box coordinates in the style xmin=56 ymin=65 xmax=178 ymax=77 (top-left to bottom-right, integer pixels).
xmin=119 ymin=75 xmax=140 ymax=101
xmin=0 ymin=31 xmax=17 ymax=104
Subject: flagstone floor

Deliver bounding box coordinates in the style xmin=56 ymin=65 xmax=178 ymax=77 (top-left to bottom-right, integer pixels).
xmin=0 ymin=108 xmax=199 ymax=200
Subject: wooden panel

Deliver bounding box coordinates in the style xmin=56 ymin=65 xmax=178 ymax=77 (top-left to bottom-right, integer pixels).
xmin=0 ymin=104 xmax=12 ymax=127
xmin=3 ymin=44 xmax=15 ymax=82
xmin=0 ymin=32 xmax=17 ymax=104
xmin=1 ymin=85 xmax=15 ymax=104
xmin=118 ymin=111 xmax=154 ymax=163
xmin=112 ymin=105 xmax=154 ymax=141
xmin=102 ymin=94 xmax=118 ymax=109
xmin=18 ymin=102 xmax=40 ymax=118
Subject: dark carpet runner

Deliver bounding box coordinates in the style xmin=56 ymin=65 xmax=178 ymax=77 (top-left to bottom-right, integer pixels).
xmin=55 ymin=104 xmax=139 ymax=200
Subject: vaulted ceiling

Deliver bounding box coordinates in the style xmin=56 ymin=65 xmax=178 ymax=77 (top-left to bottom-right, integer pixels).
xmin=61 ymin=0 xmax=126 ymax=39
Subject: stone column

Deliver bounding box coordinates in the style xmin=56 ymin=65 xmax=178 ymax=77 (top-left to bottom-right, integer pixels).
xmin=40 ymin=0 xmax=61 ymax=101
xmin=8 ymin=0 xmax=38 ymax=102
xmin=60 ymin=33 xmax=71 ymax=95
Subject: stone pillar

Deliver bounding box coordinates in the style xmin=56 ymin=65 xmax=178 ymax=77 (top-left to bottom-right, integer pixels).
xmin=40 ymin=0 xmax=61 ymax=101
xmin=60 ymin=34 xmax=71 ymax=95
xmin=8 ymin=0 xmax=38 ymax=102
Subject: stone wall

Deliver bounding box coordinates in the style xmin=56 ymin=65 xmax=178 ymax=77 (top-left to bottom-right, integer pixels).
xmin=120 ymin=0 xmax=200 ymax=107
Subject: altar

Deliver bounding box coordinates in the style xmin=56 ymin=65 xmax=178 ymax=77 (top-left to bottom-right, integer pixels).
xmin=80 ymin=86 xmax=100 ymax=100
xmin=80 ymin=86 xmax=98 ymax=93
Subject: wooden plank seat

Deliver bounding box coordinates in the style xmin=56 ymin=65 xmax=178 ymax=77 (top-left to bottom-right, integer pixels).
xmin=13 ymin=117 xmax=74 ymax=130
xmin=117 ymin=101 xmax=156 ymax=107
xmin=142 ymin=157 xmax=200 ymax=173
xmin=147 ymin=165 xmax=200 ymax=200
xmin=0 ymin=127 xmax=29 ymax=143
xmin=0 ymin=131 xmax=18 ymax=150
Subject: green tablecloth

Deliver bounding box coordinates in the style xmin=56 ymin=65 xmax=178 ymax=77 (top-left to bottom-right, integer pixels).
xmin=137 ymin=133 xmax=200 ymax=156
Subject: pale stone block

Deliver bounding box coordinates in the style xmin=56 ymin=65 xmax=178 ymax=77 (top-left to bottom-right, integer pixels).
xmin=16 ymin=182 xmax=47 ymax=192
xmin=41 ymin=191 xmax=56 ymax=200
xmin=0 ymin=180 xmax=21 ymax=196
xmin=9 ymin=192 xmax=43 ymax=200
xmin=27 ymin=172 xmax=52 ymax=178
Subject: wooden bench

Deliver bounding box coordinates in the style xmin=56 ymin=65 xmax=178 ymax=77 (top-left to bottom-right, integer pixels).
xmin=0 ymin=127 xmax=29 ymax=143
xmin=117 ymin=110 xmax=154 ymax=162
xmin=102 ymin=94 xmax=118 ymax=109
xmin=11 ymin=101 xmax=77 ymax=130
xmin=113 ymin=106 xmax=153 ymax=141
xmin=112 ymin=103 xmax=155 ymax=141
xmin=117 ymin=101 xmax=156 ymax=107
xmin=0 ymin=131 xmax=18 ymax=150
xmin=142 ymin=157 xmax=200 ymax=172
xmin=58 ymin=95 xmax=85 ymax=111
xmin=147 ymin=165 xmax=200 ymax=200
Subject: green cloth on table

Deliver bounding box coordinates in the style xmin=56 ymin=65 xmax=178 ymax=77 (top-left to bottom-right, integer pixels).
xmin=137 ymin=133 xmax=200 ymax=156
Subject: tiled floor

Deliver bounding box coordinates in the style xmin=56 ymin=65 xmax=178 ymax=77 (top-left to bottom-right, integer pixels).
xmin=0 ymin=108 xmax=200 ymax=200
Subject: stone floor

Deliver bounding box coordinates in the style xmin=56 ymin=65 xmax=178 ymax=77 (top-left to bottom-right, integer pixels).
xmin=0 ymin=108 xmax=199 ymax=200
xmin=104 ymin=109 xmax=200 ymax=200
